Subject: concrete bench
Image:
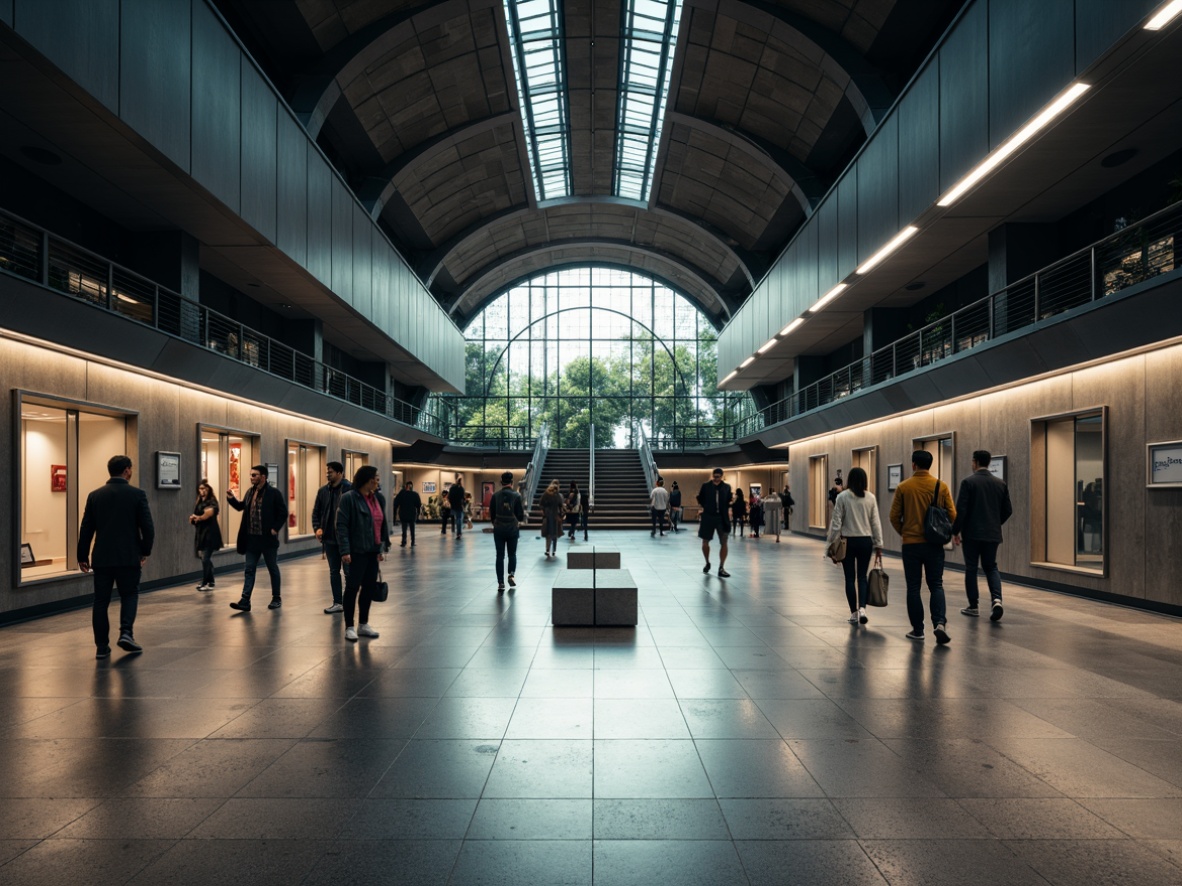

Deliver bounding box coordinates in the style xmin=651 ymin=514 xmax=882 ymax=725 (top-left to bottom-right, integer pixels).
xmin=566 ymin=547 xmax=620 ymax=570
xmin=551 ymin=569 xmax=594 ymax=626
xmin=594 ymin=567 xmax=638 ymax=626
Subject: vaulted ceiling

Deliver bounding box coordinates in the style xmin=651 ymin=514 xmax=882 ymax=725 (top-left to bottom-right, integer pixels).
xmin=217 ymin=0 xmax=962 ymax=328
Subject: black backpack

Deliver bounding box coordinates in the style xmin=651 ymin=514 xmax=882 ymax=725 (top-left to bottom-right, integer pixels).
xmin=923 ymin=477 xmax=953 ymax=545
xmin=493 ymin=489 xmax=520 ymax=529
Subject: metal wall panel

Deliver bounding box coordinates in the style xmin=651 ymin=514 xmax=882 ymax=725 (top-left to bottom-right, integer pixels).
xmin=305 ymin=153 xmax=332 ymax=288
xmin=1 ymin=0 xmax=12 ymax=25
xmin=797 ymin=217 xmax=819 ymax=315
xmin=989 ymin=0 xmax=1075 ymax=147
xmin=331 ymin=177 xmax=353 ymax=301
xmin=120 ymin=0 xmax=191 ymax=171
xmin=276 ymin=113 xmax=307 ymax=265
xmin=837 ymin=171 xmax=859 ymax=271
xmin=857 ymin=114 xmax=899 ymax=262
xmin=191 ymin=0 xmax=240 ymax=212
xmin=14 ymin=0 xmax=118 ymax=111
xmin=938 ymin=0 xmax=988 ymax=192
xmin=816 ymin=193 xmax=840 ymax=298
xmin=351 ymin=207 xmax=373 ymax=319
xmin=1075 ymin=0 xmax=1159 ymax=73
xmin=370 ymin=244 xmax=389 ymax=333
xmin=240 ymin=64 xmax=277 ymax=243
xmin=897 ymin=63 xmax=940 ymax=224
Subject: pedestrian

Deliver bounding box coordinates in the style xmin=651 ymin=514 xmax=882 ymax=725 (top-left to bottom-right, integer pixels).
xmin=312 ymin=461 xmax=352 ymax=614
xmin=226 ymin=464 xmax=288 ymax=612
xmin=697 ymin=468 xmax=732 ymax=577
xmin=393 ymin=480 xmax=421 ymax=547
xmin=447 ymin=476 xmax=466 ymax=538
xmin=764 ymin=489 xmax=783 ymax=542
xmin=78 ymin=454 xmax=154 ymax=658
xmin=889 ymin=450 xmax=957 ymax=643
xmin=539 ymin=479 xmax=565 ymax=557
xmin=649 ymin=476 xmax=670 ymax=536
xmin=335 ymin=464 xmax=389 ymax=641
xmin=669 ymin=481 xmax=683 ymax=532
xmin=565 ymin=482 xmax=582 ymax=540
xmin=730 ymin=487 xmax=747 ymax=537
xmin=464 ymin=492 xmax=475 ymax=530
xmin=783 ymin=484 xmax=795 ymax=520
xmin=827 ymin=467 xmax=884 ymax=625
xmin=491 ymin=470 xmax=525 ymax=593
xmin=827 ymin=475 xmax=843 ymax=524
xmin=190 ymin=479 xmax=223 ymax=591
xmin=749 ymin=491 xmax=764 ymax=538
xmin=439 ymin=494 xmax=450 ymax=534
xmin=577 ymin=482 xmax=589 ymax=541
xmin=952 ymin=450 xmax=1013 ymax=621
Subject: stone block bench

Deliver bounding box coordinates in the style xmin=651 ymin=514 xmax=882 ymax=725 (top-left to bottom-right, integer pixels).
xmin=551 ymin=563 xmax=637 ymax=627
xmin=552 ymin=569 xmax=595 ymax=626
xmin=566 ymin=547 xmax=620 ymax=570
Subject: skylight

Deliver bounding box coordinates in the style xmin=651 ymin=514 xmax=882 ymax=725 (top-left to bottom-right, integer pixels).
xmin=504 ymin=0 xmax=572 ymax=201
xmin=614 ymin=0 xmax=683 ymax=202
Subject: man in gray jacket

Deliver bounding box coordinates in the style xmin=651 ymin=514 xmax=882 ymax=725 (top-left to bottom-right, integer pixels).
xmin=952 ymin=450 xmax=1013 ymax=621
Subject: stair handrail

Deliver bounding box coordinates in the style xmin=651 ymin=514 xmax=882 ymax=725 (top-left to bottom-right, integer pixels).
xmin=521 ymin=421 xmax=550 ymax=517
xmin=636 ymin=421 xmax=658 ymax=492
xmin=588 ymin=424 xmax=596 ymax=510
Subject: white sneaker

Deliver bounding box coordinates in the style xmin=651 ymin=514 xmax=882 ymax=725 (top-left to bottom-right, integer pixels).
xmin=345 ymin=627 xmax=358 ymax=642
xmin=848 ymin=612 xmax=859 ymax=624
xmin=357 ymin=624 xmax=379 ymax=638
xmin=858 ymin=608 xmax=868 ymax=624
xmin=324 ymin=603 xmax=344 ymax=614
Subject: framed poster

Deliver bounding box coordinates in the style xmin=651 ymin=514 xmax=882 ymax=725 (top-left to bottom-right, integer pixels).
xmin=986 ymin=455 xmax=1006 ymax=482
xmin=1147 ymin=440 xmax=1182 ymax=488
xmin=156 ymin=451 xmax=181 ymax=488
xmin=886 ymin=464 xmax=903 ymax=491
xmin=266 ymin=463 xmax=280 ymax=487
xmin=51 ymin=464 xmax=67 ymax=492
xmin=482 ymin=480 xmax=495 ymax=518
xmin=423 ymin=480 xmax=437 ymax=494
xmin=20 ymin=543 xmax=35 ymax=565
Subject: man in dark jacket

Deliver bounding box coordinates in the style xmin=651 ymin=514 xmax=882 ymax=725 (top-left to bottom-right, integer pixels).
xmin=447 ymin=477 xmax=466 ymax=538
xmin=226 ymin=464 xmax=288 ymax=612
xmin=697 ymin=468 xmax=733 ymax=577
xmin=312 ymin=461 xmax=352 ymax=615
xmin=490 ymin=471 xmax=525 ymax=593
xmin=953 ymin=450 xmax=1014 ymax=621
xmin=78 ymin=454 xmax=155 ymax=658
xmin=392 ymin=480 xmax=422 ymax=547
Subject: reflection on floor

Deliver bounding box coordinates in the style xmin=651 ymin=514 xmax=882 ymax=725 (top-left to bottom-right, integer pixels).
xmin=2 ymin=530 xmax=1181 ymax=885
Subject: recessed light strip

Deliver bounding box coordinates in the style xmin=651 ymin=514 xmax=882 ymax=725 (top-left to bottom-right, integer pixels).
xmin=1145 ymin=0 xmax=1182 ymax=29
xmin=809 ymin=282 xmax=847 ymax=313
xmin=739 ymin=356 xmax=755 ymax=368
xmin=856 ymin=226 xmax=920 ymax=275
xmin=757 ymin=337 xmax=778 ymax=354
xmin=721 ymin=370 xmax=738 ymax=384
xmin=937 ymin=82 xmax=1090 ymax=208
xmin=778 ymin=317 xmax=805 ymax=337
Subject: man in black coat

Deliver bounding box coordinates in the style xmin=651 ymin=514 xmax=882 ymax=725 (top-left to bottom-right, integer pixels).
xmin=392 ymin=480 xmax=422 ymax=547
xmin=696 ymin=468 xmax=733 ymax=578
xmin=312 ymin=461 xmax=352 ymax=614
xmin=952 ymin=449 xmax=1014 ymax=621
xmin=78 ymin=454 xmax=155 ymax=658
xmin=447 ymin=476 xmax=466 ymax=538
xmin=226 ymin=464 xmax=288 ymax=612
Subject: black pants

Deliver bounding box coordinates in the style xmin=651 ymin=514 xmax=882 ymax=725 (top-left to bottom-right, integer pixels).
xmin=242 ymin=547 xmax=280 ymax=600
xmin=92 ymin=565 xmax=140 ymax=647
xmin=401 ymin=518 xmax=417 ymax=545
xmin=651 ymin=508 xmax=666 ymax=534
xmin=840 ymin=536 xmax=874 ymax=611
xmin=343 ymin=551 xmax=380 ymax=628
xmin=494 ymin=531 xmax=519 ymax=583
xmin=200 ymin=548 xmax=215 ymax=585
xmin=961 ymin=538 xmax=1002 ymax=607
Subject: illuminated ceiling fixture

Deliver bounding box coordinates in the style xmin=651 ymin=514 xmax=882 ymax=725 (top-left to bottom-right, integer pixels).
xmin=856 ymin=226 xmax=920 ymax=275
xmin=614 ymin=0 xmax=684 ymax=202
xmin=937 ymin=83 xmax=1090 ymax=208
xmin=757 ymin=336 xmax=778 ymax=354
xmin=739 ymin=356 xmax=755 ymax=368
xmin=1145 ymin=0 xmax=1182 ymax=29
xmin=505 ymin=0 xmax=572 ymax=201
xmin=808 ymin=282 xmax=848 ymax=313
xmin=779 ymin=317 xmax=805 ymax=337
xmin=721 ymin=369 xmax=738 ymax=384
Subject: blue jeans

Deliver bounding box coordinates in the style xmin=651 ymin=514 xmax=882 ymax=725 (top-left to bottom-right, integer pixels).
xmin=961 ymin=538 xmax=1002 ymax=608
xmin=494 ymin=531 xmax=519 ymax=584
xmin=324 ymin=542 xmax=349 ymax=605
xmin=902 ymin=543 xmax=946 ymax=633
xmin=242 ymin=547 xmax=280 ymax=600
xmin=840 ymin=536 xmax=874 ymax=611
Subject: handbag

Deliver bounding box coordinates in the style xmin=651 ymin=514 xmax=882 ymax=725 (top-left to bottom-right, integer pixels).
xmin=867 ymin=554 xmax=889 ymax=607
xmin=370 ymin=563 xmax=389 ymax=603
xmin=825 ymin=536 xmax=847 ymax=563
xmin=923 ymin=477 xmax=953 ymax=545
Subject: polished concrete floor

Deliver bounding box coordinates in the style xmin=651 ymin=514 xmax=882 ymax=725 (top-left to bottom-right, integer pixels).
xmin=2 ymin=529 xmax=1182 ymax=885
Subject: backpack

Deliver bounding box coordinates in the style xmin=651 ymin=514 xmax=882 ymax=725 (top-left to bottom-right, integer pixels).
xmin=493 ymin=489 xmax=520 ymax=529
xmin=923 ymin=477 xmax=953 ymax=545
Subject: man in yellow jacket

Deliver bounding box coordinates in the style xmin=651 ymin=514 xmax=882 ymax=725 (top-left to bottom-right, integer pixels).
xmin=890 ymin=450 xmax=957 ymax=644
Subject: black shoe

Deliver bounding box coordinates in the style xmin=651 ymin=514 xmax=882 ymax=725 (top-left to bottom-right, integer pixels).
xmin=268 ymin=597 xmax=282 ymax=610
xmin=497 ymin=584 xmax=505 ymax=594
xmin=96 ymin=646 xmax=111 ymax=659
xmin=991 ymin=601 xmax=1004 ymax=621
xmin=117 ymin=633 xmax=142 ymax=653
xmin=718 ymin=568 xmax=730 ymax=578
xmin=401 ymin=541 xmax=407 ymax=547
xmin=230 ymin=599 xmax=251 ymax=611
xmin=934 ymin=624 xmax=951 ymax=645
xmin=703 ymin=562 xmax=711 ymax=574
xmin=508 ymin=574 xmax=516 ymax=587
xmin=651 ymin=530 xmax=656 ymax=536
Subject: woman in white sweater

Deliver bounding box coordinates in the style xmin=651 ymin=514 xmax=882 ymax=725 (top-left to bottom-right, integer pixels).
xmin=827 ymin=467 xmax=884 ymax=624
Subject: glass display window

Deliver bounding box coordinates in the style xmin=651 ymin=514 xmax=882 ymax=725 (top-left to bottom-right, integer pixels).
xmin=343 ymin=450 xmax=368 ymax=485
xmin=1032 ymin=409 xmax=1106 ymax=574
xmin=852 ymin=446 xmax=878 ymax=494
xmin=808 ymin=454 xmax=829 ymax=529
xmin=287 ymin=441 xmax=325 ymax=537
xmin=199 ymin=426 xmax=259 ymax=544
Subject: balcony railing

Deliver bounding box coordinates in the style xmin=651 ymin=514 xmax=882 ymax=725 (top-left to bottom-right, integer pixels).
xmin=0 ymin=208 xmax=449 ymax=438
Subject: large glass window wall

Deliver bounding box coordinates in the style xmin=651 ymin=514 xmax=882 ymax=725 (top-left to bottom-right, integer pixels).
xmin=436 ymin=268 xmax=754 ymax=449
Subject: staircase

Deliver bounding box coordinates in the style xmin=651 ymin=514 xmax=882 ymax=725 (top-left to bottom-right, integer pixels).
xmin=528 ymin=448 xmax=653 ymax=530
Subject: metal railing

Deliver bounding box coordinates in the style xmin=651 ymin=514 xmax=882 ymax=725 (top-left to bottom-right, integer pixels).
xmin=636 ymin=421 xmax=658 ymax=491
xmin=0 ymin=207 xmax=450 ymax=437
xmin=588 ymin=423 xmax=596 ymax=509
xmin=729 ymin=199 xmax=1182 ymax=440
xmin=446 ymin=425 xmax=529 ymax=449
xmin=520 ymin=421 xmax=550 ymax=517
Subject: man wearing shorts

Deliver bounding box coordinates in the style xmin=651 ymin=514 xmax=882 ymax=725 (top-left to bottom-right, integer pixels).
xmin=696 ymin=468 xmax=733 ymax=577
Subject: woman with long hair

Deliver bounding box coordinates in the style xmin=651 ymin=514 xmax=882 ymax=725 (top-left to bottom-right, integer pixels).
xmin=566 ymin=481 xmax=582 ymax=540
xmin=335 ymin=464 xmax=390 ymax=642
xmin=539 ymin=479 xmax=565 ymax=557
xmin=731 ymin=487 xmax=747 ymax=537
xmin=826 ymin=466 xmax=883 ymax=625
xmin=190 ymin=480 xmax=223 ymax=591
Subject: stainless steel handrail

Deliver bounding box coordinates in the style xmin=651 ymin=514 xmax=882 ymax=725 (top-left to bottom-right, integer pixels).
xmin=520 ymin=421 xmax=550 ymax=517
xmin=588 ymin=423 xmax=596 ymax=509
xmin=636 ymin=421 xmax=658 ymax=491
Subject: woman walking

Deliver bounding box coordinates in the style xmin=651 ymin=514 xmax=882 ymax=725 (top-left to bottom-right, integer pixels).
xmin=190 ymin=480 xmax=223 ymax=590
xmin=749 ymin=492 xmax=764 ymax=538
xmin=336 ymin=465 xmax=390 ymax=642
xmin=826 ymin=467 xmax=883 ymax=625
xmin=566 ymin=482 xmax=582 ymax=540
xmin=763 ymin=490 xmax=783 ymax=542
xmin=540 ymin=479 xmax=565 ymax=557
xmin=731 ymin=487 xmax=747 ymax=537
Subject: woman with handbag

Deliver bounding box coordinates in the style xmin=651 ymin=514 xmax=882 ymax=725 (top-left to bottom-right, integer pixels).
xmin=539 ymin=479 xmax=565 ymax=557
xmin=335 ymin=465 xmax=390 ymax=642
xmin=826 ymin=467 xmax=883 ymax=625
xmin=190 ymin=480 xmax=223 ymax=591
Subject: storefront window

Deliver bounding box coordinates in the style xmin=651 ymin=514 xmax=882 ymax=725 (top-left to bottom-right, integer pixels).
xmin=287 ymin=442 xmax=325 ymax=536
xmin=809 ymin=454 xmax=828 ymax=529
xmin=200 ymin=427 xmax=258 ymax=543
xmin=1034 ymin=409 xmax=1105 ymax=573
xmin=852 ymin=446 xmax=877 ymax=494
xmin=343 ymin=450 xmax=367 ymax=483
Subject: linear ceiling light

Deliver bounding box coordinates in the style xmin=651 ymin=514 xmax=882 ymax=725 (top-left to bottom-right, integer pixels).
xmin=937 ymin=83 xmax=1090 ymax=208
xmin=757 ymin=336 xmax=778 ymax=354
xmin=739 ymin=356 xmax=755 ymax=368
xmin=778 ymin=317 xmax=805 ymax=337
xmin=504 ymin=0 xmax=572 ymax=201
xmin=614 ymin=0 xmax=684 ymax=201
xmin=856 ymin=226 xmax=920 ymax=275
xmin=1145 ymin=0 xmax=1182 ymax=29
xmin=808 ymin=282 xmax=848 ymax=313
xmin=721 ymin=369 xmax=738 ymax=384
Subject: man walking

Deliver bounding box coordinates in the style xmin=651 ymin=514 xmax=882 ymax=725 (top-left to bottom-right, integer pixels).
xmin=490 ymin=471 xmax=525 ymax=594
xmin=669 ymin=481 xmax=682 ymax=532
xmin=649 ymin=476 xmax=670 ymax=536
xmin=890 ymin=451 xmax=957 ymax=644
xmin=312 ymin=461 xmax=352 ymax=614
xmin=393 ymin=480 xmax=422 ymax=547
xmin=226 ymin=464 xmax=288 ymax=612
xmin=447 ymin=476 xmax=466 ymax=538
xmin=697 ymin=468 xmax=732 ymax=577
xmin=953 ymin=450 xmax=1013 ymax=621
xmin=78 ymin=455 xmax=154 ymax=658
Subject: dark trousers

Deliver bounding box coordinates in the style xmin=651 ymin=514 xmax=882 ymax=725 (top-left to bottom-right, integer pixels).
xmin=343 ymin=551 xmax=379 ymax=628
xmin=452 ymin=509 xmax=464 ymax=536
xmin=494 ymin=532 xmax=519 ymax=583
xmin=92 ymin=565 xmax=140 ymax=647
xmin=242 ymin=546 xmax=280 ymax=600
xmin=961 ymin=538 xmax=1002 ymax=607
xmin=200 ymin=549 xmax=215 ymax=586
xmin=440 ymin=513 xmax=449 ymax=534
xmin=670 ymin=507 xmax=681 ymax=532
xmin=902 ymin=543 xmax=946 ymax=632
xmin=567 ymin=512 xmax=579 ymax=537
xmin=324 ymin=542 xmax=348 ymax=605
xmin=840 ymin=536 xmax=874 ymax=611
xmin=400 ymin=518 xmax=417 ymax=545
xmin=651 ymin=508 xmax=666 ymax=534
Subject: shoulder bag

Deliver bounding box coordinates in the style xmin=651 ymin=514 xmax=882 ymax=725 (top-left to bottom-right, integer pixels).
xmin=923 ymin=477 xmax=953 ymax=545
xmin=825 ymin=536 xmax=847 ymax=563
xmin=867 ymin=553 xmax=889 ymax=607
xmin=370 ymin=563 xmax=389 ymax=603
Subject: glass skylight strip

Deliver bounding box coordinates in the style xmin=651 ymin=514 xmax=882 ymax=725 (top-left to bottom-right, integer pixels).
xmin=614 ymin=0 xmax=683 ymax=201
xmin=504 ymin=0 xmax=572 ymax=201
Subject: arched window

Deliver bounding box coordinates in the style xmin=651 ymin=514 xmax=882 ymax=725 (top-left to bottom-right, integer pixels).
xmin=431 ymin=268 xmax=754 ymax=448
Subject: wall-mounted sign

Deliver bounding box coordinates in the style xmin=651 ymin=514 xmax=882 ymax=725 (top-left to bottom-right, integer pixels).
xmin=886 ymin=464 xmax=903 ymax=491
xmin=156 ymin=451 xmax=181 ymax=489
xmin=1147 ymin=441 xmax=1182 ymax=488
xmin=986 ymin=455 xmax=1006 ymax=483
xmin=51 ymin=464 xmax=67 ymax=492
xmin=266 ymin=464 xmax=280 ymax=487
